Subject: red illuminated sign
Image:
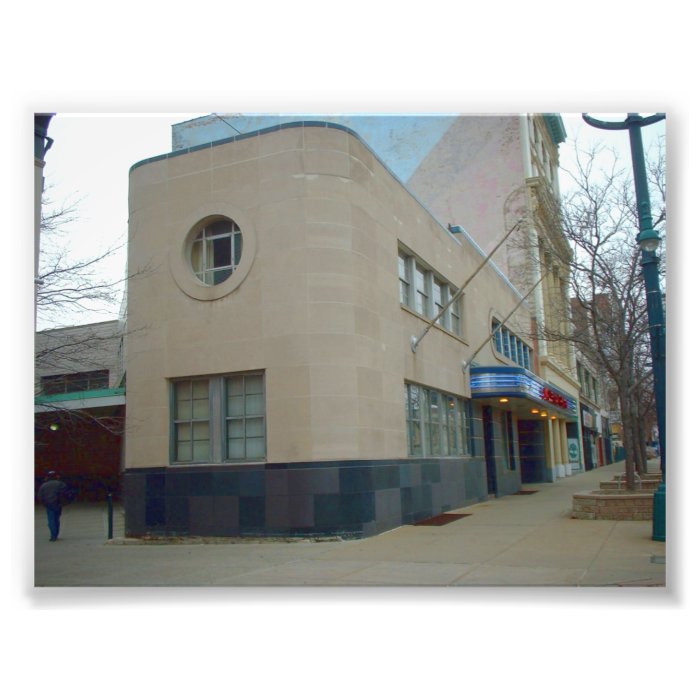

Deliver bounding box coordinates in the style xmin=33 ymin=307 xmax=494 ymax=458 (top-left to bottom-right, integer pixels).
xmin=541 ymin=387 xmax=568 ymax=409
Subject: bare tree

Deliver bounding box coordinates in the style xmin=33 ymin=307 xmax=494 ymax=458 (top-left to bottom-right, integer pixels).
xmin=533 ymin=136 xmax=665 ymax=490
xmin=36 ymin=191 xmax=127 ymax=329
xmin=35 ymin=192 xmax=135 ymax=441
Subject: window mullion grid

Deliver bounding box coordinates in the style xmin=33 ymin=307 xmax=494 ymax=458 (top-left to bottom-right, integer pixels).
xmin=407 ymin=256 xmax=418 ymax=313
xmin=439 ymin=393 xmax=448 ymax=454
xmin=224 ymin=376 xmax=244 ymax=461
xmin=428 ymin=272 xmax=439 ymax=325
xmin=210 ymin=378 xmax=222 ymax=463
xmin=440 ymin=284 xmax=448 ymax=330
xmin=462 ymin=399 xmax=472 ymax=456
xmin=415 ymin=265 xmax=428 ymax=316
xmin=398 ymin=252 xmax=410 ymax=306
xmin=449 ymin=288 xmax=461 ymax=335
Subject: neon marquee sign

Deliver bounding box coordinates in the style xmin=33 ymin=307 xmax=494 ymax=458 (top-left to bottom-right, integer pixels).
xmin=541 ymin=387 xmax=568 ymax=409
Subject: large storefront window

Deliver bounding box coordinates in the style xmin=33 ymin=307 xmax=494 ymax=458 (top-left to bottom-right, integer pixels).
xmin=405 ymin=382 xmax=472 ymax=458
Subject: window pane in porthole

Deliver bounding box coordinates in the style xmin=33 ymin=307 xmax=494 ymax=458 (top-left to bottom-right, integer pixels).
xmin=190 ymin=218 xmax=239 ymax=287
xmin=246 ymin=438 xmax=265 ymax=459
xmin=233 ymin=232 xmax=242 ymax=266
xmin=208 ymin=220 xmax=232 ymax=237
xmin=212 ymin=236 xmax=231 ymax=268
xmin=212 ymin=268 xmax=232 ymax=284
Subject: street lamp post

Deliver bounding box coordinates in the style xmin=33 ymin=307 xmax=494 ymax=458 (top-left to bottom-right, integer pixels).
xmin=581 ymin=113 xmax=666 ymax=542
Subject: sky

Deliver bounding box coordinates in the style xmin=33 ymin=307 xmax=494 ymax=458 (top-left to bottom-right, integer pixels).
xmin=38 ymin=111 xmax=666 ymax=330
xmin=38 ymin=113 xmax=207 ymax=328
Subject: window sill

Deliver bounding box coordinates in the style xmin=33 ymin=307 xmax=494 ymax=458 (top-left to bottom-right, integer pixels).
xmin=169 ymin=461 xmax=268 ymax=469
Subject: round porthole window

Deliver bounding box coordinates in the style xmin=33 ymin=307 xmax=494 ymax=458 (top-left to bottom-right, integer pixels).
xmin=190 ymin=217 xmax=242 ymax=286
xmin=170 ymin=204 xmax=256 ymax=301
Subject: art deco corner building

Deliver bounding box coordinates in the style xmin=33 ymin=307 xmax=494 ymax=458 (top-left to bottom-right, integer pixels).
xmin=123 ymin=121 xmax=579 ymax=538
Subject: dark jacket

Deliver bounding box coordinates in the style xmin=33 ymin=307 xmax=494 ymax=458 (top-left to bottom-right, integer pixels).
xmin=38 ymin=479 xmax=69 ymax=508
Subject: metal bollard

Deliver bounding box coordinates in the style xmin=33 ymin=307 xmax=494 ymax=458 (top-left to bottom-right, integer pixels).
xmin=107 ymin=492 xmax=114 ymax=540
xmin=652 ymin=482 xmax=665 ymax=542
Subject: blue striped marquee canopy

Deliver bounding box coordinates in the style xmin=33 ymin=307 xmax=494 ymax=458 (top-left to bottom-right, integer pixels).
xmin=470 ymin=366 xmax=577 ymax=418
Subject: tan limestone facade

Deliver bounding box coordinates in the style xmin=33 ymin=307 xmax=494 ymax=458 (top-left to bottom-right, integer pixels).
xmin=123 ymin=122 xmax=537 ymax=537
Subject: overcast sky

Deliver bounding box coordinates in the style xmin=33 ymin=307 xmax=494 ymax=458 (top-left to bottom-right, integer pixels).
xmin=38 ymin=111 xmax=666 ymax=330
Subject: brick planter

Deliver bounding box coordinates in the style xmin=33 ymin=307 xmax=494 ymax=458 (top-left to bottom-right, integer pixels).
xmin=572 ymin=491 xmax=654 ymax=520
xmin=599 ymin=480 xmax=660 ymax=493
xmin=611 ymin=472 xmax=662 ymax=483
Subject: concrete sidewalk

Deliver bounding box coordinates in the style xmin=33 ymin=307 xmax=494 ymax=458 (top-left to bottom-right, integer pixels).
xmin=34 ymin=459 xmax=666 ymax=587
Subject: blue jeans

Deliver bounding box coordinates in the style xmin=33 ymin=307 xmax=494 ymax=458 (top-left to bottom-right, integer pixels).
xmin=46 ymin=506 xmax=62 ymax=541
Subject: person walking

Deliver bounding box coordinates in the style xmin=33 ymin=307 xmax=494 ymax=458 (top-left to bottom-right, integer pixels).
xmin=37 ymin=471 xmax=73 ymax=542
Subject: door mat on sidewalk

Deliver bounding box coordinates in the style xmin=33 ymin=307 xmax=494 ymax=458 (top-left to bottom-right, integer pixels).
xmin=414 ymin=513 xmax=472 ymax=526
xmin=515 ymin=490 xmax=539 ymax=495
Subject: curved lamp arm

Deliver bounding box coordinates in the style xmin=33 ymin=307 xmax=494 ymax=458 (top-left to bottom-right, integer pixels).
xmin=582 ymin=113 xmax=666 ymax=130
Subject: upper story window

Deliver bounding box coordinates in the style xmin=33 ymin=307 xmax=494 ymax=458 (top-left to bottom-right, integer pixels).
xmin=398 ymin=252 xmax=411 ymax=305
xmin=40 ymin=370 xmax=110 ymax=395
xmin=190 ymin=218 xmax=242 ymax=286
xmin=414 ymin=264 xmax=429 ymax=316
xmin=170 ymin=206 xmax=256 ymax=302
xmin=577 ymin=362 xmax=599 ymax=404
xmin=492 ymin=320 xmax=532 ymax=371
xmin=397 ymin=247 xmax=462 ymax=336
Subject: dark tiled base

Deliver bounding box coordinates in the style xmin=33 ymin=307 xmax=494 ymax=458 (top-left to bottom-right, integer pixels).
xmin=124 ymin=458 xmax=488 ymax=539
